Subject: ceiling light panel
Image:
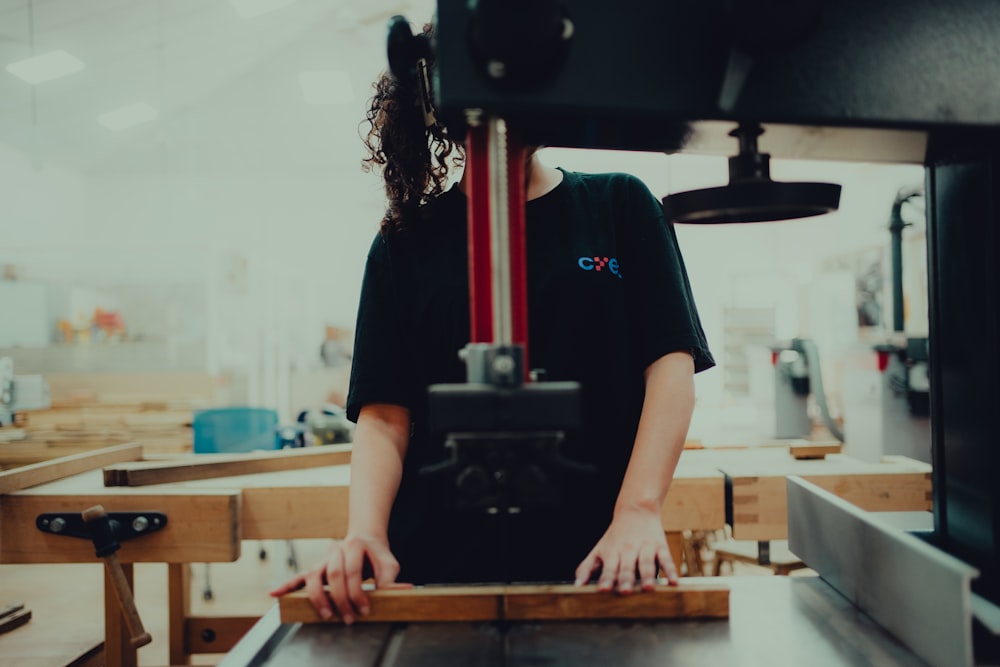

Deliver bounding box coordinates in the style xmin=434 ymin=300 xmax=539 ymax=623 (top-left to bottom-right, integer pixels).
xmin=298 ymin=70 xmax=354 ymax=106
xmin=98 ymin=103 xmax=159 ymax=132
xmin=5 ymin=50 xmax=85 ymax=85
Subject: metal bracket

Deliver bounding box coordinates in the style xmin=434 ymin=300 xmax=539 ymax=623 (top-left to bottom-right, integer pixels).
xmin=36 ymin=512 xmax=167 ymax=541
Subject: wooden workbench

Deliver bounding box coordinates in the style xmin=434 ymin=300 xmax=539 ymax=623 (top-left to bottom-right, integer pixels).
xmin=0 ymin=445 xmax=727 ymax=666
xmin=0 ymin=444 xmax=933 ymax=666
xmin=678 ymin=448 xmax=932 ymax=540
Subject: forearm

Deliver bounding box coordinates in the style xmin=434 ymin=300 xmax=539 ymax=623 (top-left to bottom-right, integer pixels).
xmin=614 ymin=352 xmax=696 ymax=516
xmin=346 ymin=405 xmax=410 ymax=540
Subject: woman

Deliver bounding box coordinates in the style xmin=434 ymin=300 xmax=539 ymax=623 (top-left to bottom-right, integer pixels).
xmin=271 ymin=27 xmax=714 ymax=624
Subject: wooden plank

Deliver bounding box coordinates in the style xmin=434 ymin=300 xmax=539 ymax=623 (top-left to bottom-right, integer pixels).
xmin=168 ymin=564 xmax=190 ymax=665
xmin=280 ymin=586 xmax=505 ymax=624
xmin=0 ymin=490 xmax=241 ymax=564
xmin=278 ymin=583 xmax=730 ymax=624
xmin=0 ymin=428 xmax=26 ymax=443
xmin=789 ymin=443 xmax=842 ymax=459
xmin=0 ymin=602 xmax=25 ymax=620
xmin=103 ymin=445 xmax=352 ymax=487
xmin=0 ymin=444 xmax=144 ymax=494
xmin=103 ymin=563 xmax=137 ymax=667
xmin=185 ymin=615 xmax=259 ymax=654
xmin=0 ymin=608 xmax=31 ymax=635
xmin=503 ymin=583 xmax=730 ymax=620
xmin=0 ymin=439 xmax=138 ymax=470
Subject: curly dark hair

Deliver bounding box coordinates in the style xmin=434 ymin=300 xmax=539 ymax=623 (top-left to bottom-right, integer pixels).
xmin=361 ymin=24 xmax=463 ymax=235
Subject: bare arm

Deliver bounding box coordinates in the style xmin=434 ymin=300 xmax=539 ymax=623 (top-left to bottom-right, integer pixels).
xmin=615 ymin=351 xmax=695 ymax=520
xmin=270 ymin=403 xmax=411 ymax=623
xmin=575 ymin=351 xmax=696 ymax=591
xmin=347 ymin=403 xmax=411 ymax=541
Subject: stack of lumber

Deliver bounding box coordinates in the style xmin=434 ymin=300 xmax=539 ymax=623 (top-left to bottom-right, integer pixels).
xmin=0 ymin=373 xmax=215 ymax=470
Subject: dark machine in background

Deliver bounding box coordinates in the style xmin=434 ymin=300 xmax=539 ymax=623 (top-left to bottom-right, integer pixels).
xmin=432 ymin=0 xmax=1000 ymax=657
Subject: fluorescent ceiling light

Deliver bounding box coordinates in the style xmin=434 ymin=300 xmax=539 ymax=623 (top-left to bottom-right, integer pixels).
xmin=5 ymin=50 xmax=84 ymax=85
xmin=97 ymin=103 xmax=159 ymax=132
xmin=298 ymin=71 xmax=354 ymax=106
xmin=230 ymin=0 xmax=296 ymax=19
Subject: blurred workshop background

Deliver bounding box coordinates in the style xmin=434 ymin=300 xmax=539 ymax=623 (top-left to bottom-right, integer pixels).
xmin=0 ymin=1 xmax=946 ymax=665
xmin=0 ymin=0 xmax=927 ymax=456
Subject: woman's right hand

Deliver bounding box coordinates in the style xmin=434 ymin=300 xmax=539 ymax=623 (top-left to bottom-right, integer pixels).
xmin=268 ymin=535 xmax=409 ymax=625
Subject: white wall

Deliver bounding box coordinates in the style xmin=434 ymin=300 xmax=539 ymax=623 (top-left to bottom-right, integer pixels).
xmin=1 ymin=133 xmax=929 ymax=429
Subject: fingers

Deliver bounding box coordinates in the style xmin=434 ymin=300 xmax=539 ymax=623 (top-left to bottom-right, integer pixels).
xmin=268 ymin=573 xmax=306 ymax=597
xmin=343 ymin=542 xmax=370 ymax=620
xmin=323 ymin=547 xmax=356 ymax=624
xmin=616 ymin=546 xmax=639 ymax=594
xmin=657 ymin=546 xmax=679 ymax=585
xmin=637 ymin=544 xmax=658 ymax=591
xmin=304 ymin=566 xmax=334 ymax=622
xmin=368 ymin=542 xmax=403 ymax=589
xmin=574 ymin=551 xmax=601 ymax=586
xmin=597 ymin=553 xmax=620 ymax=592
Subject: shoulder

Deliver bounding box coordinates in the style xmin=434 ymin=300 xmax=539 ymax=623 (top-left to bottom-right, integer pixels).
xmin=562 ymin=170 xmax=658 ymax=203
xmin=560 ymin=170 xmax=662 ymax=219
xmin=377 ymin=185 xmax=465 ymax=250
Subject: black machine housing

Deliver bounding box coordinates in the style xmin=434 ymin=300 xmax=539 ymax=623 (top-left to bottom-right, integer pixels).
xmin=429 ymin=0 xmax=1000 ymax=654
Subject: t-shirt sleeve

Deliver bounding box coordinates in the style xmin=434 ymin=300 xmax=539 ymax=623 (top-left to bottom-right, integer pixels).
xmin=623 ymin=177 xmax=715 ymax=374
xmin=345 ymin=235 xmax=412 ymax=423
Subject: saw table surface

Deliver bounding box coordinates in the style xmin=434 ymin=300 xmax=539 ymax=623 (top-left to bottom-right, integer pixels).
xmin=221 ymin=577 xmax=928 ymax=667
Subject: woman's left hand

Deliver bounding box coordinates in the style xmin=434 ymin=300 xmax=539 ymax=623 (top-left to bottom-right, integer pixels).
xmin=574 ymin=506 xmax=679 ymax=593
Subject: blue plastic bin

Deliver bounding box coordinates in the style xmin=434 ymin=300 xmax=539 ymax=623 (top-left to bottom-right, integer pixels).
xmin=192 ymin=407 xmax=279 ymax=454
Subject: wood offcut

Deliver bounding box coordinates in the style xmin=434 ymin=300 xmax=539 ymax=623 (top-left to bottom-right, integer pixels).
xmin=103 ymin=444 xmax=352 ymax=487
xmin=279 ymin=583 xmax=730 ymax=625
xmin=0 ymin=602 xmax=31 ymax=635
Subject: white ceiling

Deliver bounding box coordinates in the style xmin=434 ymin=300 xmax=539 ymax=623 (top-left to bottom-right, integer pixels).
xmin=0 ymin=0 xmax=437 ymax=176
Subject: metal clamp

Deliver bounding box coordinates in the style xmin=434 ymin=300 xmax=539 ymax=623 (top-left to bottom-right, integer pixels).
xmin=36 ymin=511 xmax=167 ymax=541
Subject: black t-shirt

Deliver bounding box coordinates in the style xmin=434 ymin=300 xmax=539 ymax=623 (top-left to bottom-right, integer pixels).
xmin=347 ymin=168 xmax=714 ymax=584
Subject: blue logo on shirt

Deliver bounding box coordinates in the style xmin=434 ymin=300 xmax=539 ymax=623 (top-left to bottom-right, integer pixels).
xmin=578 ymin=256 xmax=622 ymax=278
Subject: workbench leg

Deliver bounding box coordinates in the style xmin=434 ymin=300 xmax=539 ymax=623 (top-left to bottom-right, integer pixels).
xmin=104 ymin=563 xmax=138 ymax=667
xmin=665 ymin=532 xmax=684 ymax=577
xmin=169 ymin=563 xmax=192 ymax=666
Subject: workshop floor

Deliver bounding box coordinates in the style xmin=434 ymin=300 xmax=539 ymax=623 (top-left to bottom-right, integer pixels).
xmin=0 ymin=539 xmax=329 ymax=667
xmin=0 ymin=539 xmax=811 ymax=667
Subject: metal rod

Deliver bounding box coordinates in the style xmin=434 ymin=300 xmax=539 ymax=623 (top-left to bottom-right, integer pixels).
xmin=488 ymin=117 xmax=512 ymax=346
xmin=506 ymin=128 xmax=529 ymax=378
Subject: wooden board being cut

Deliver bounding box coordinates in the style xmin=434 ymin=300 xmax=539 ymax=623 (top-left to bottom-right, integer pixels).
xmin=279 ymin=582 xmax=730 ymax=624
xmin=102 ymin=444 xmax=352 ymax=487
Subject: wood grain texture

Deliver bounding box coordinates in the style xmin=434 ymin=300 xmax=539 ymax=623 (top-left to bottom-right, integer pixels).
xmin=502 ymin=584 xmax=730 ymax=620
xmin=678 ymin=450 xmax=933 ymax=541
xmin=278 ymin=583 xmax=730 ymax=624
xmin=661 ymin=474 xmax=726 ymax=531
xmin=280 ymin=586 xmax=506 ymax=624
xmin=240 ymin=484 xmax=349 ymax=540
xmin=0 ymin=444 xmax=143 ymax=494
xmin=0 ymin=490 xmax=241 ymax=564
xmin=103 ymin=445 xmax=352 ymax=487
xmin=730 ymin=471 xmax=932 ymax=540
